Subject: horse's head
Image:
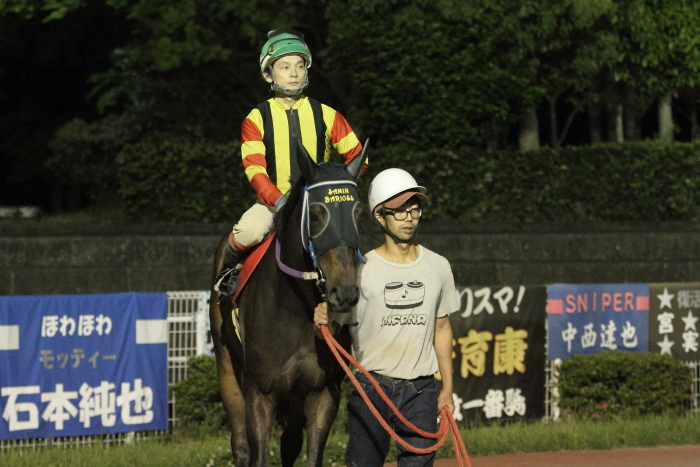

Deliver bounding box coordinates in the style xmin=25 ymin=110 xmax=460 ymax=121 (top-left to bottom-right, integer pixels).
xmin=295 ymin=140 xmax=369 ymax=313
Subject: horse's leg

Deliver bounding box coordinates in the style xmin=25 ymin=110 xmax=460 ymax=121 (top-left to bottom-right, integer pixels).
xmin=209 ymin=291 xmax=249 ymax=465
xmin=303 ymin=383 xmax=342 ymax=467
xmin=244 ymin=378 xmax=277 ymax=467
xmin=279 ymin=398 xmax=306 ymax=467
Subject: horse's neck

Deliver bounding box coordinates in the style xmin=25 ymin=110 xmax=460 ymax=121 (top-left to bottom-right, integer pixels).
xmin=278 ymin=203 xmax=309 ymax=269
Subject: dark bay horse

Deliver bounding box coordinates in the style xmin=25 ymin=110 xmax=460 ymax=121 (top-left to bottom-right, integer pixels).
xmin=209 ymin=143 xmax=368 ymax=466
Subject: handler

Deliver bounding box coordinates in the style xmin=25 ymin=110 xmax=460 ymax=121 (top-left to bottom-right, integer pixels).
xmin=315 ymin=168 xmax=458 ymax=467
xmin=215 ymin=28 xmax=364 ymax=294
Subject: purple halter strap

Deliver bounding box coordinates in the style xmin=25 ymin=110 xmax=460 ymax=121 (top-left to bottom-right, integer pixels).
xmin=275 ymin=237 xmax=319 ymax=281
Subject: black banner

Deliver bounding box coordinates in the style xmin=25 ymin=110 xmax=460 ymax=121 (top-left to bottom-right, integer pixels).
xmin=649 ymin=283 xmax=700 ymax=360
xmin=449 ymin=286 xmax=547 ymax=425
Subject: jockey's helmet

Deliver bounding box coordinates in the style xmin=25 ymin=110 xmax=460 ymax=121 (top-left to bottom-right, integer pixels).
xmin=259 ymin=29 xmax=312 ymax=73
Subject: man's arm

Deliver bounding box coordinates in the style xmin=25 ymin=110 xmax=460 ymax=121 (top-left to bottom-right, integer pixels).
xmin=241 ymin=111 xmax=284 ymax=206
xmin=434 ymin=315 xmax=455 ymax=415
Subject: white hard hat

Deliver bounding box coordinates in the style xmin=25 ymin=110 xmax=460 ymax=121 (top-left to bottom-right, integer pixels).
xmin=368 ymin=168 xmax=427 ymax=214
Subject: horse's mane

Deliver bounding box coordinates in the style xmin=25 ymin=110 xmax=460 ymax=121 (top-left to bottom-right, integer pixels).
xmin=273 ymin=161 xmax=352 ymax=238
xmin=273 ymin=177 xmax=304 ymax=238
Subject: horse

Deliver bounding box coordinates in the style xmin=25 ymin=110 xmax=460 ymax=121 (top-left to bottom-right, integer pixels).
xmin=209 ymin=142 xmax=369 ymax=466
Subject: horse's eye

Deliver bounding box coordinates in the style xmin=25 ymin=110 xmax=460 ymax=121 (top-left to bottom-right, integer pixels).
xmin=308 ymin=203 xmax=330 ymax=237
xmin=354 ymin=204 xmax=364 ymax=222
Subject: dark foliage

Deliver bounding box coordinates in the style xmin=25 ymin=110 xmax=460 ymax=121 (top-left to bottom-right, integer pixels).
xmin=116 ymin=137 xmax=252 ymax=223
xmin=116 ymin=139 xmax=700 ymax=223
xmin=558 ymin=352 xmax=693 ymax=420
xmin=171 ymin=356 xmax=228 ymax=432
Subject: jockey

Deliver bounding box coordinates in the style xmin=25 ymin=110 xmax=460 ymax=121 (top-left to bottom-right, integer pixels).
xmin=215 ymin=29 xmax=365 ymax=295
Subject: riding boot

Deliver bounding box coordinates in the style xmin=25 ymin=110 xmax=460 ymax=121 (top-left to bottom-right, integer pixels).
xmin=214 ymin=243 xmax=243 ymax=296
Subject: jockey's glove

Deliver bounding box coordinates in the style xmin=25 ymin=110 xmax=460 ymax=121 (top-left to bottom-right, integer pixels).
xmin=274 ymin=194 xmax=288 ymax=212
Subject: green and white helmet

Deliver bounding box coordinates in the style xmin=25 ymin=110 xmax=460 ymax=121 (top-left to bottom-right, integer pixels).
xmin=259 ymin=29 xmax=312 ymax=73
xmin=259 ymin=29 xmax=312 ymax=96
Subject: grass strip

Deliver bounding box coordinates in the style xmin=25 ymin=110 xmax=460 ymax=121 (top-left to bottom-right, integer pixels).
xmin=2 ymin=414 xmax=698 ymax=466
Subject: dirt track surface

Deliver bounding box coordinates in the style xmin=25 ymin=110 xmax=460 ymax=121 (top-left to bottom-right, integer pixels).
xmin=385 ymin=445 xmax=700 ymax=466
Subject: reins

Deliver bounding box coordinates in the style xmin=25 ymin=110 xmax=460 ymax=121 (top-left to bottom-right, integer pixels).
xmin=319 ymin=325 xmax=471 ymax=467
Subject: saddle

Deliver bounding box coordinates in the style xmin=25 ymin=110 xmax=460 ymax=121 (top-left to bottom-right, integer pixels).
xmin=217 ymin=235 xmax=275 ymax=343
xmin=219 ymin=234 xmax=276 ymax=305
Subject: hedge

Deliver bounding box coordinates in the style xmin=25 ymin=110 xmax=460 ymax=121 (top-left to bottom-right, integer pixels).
xmin=557 ymin=352 xmax=693 ymax=420
xmin=171 ymin=355 xmax=227 ymax=432
xmin=115 ymin=138 xmax=700 ymax=223
xmin=172 ymin=355 xmax=351 ymax=436
xmin=377 ymin=141 xmax=700 ymax=222
xmin=175 ymin=352 xmax=694 ymax=432
xmin=116 ymin=138 xmax=251 ymax=223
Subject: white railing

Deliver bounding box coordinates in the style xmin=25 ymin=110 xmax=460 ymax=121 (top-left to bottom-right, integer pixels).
xmin=686 ymin=360 xmax=700 ymax=416
xmin=166 ymin=291 xmax=212 ymax=426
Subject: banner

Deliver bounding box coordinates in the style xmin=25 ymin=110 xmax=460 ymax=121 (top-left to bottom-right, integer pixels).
xmin=649 ymin=283 xmax=700 ymax=360
xmin=0 ymin=293 xmax=168 ymax=440
xmin=546 ymin=283 xmax=649 ymax=359
xmin=449 ymin=286 xmax=546 ymax=425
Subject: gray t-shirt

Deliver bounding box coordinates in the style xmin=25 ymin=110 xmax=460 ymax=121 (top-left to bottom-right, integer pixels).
xmin=338 ymin=245 xmax=458 ymax=379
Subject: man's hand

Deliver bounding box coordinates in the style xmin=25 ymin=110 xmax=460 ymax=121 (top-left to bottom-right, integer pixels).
xmin=434 ymin=316 xmax=454 ymax=418
xmin=313 ymin=301 xmax=335 ymax=327
xmin=438 ymin=389 xmax=455 ymax=418
xmin=313 ymin=302 xmax=338 ymax=339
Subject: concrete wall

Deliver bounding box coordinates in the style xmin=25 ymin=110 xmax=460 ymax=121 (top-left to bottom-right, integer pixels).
xmin=1 ymin=222 xmax=698 ymax=296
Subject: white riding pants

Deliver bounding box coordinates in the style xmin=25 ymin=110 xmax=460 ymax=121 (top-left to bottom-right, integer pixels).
xmin=229 ymin=202 xmax=275 ymax=250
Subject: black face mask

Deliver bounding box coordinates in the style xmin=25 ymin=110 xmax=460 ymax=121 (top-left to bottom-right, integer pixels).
xmin=303 ymin=180 xmax=362 ymax=258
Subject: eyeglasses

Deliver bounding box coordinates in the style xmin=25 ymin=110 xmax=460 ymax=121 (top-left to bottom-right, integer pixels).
xmin=383 ymin=207 xmax=422 ymax=221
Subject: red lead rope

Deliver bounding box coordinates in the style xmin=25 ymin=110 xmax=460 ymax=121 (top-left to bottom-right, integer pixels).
xmin=320 ymin=325 xmax=471 ymax=467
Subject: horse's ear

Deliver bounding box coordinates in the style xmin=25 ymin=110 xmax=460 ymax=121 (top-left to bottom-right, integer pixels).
xmin=297 ymin=140 xmax=318 ymax=183
xmin=346 ymin=139 xmax=369 ymax=182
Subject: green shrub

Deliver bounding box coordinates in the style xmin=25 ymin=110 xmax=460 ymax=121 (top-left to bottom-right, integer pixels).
xmin=171 ymin=355 xmax=228 ymax=433
xmin=115 ymin=138 xmax=700 ymax=223
xmin=376 ymin=140 xmax=700 ymax=222
xmin=116 ymin=137 xmax=252 ymax=223
xmin=558 ymin=352 xmax=693 ymax=420
xmin=172 ymin=355 xmax=353 ymax=438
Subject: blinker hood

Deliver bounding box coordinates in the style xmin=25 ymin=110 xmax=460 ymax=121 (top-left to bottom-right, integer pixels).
xmin=303 ymin=180 xmax=360 ymax=258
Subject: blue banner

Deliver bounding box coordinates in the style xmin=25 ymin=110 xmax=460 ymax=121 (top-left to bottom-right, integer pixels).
xmin=0 ymin=293 xmax=168 ymax=440
xmin=546 ymin=284 xmax=649 ymax=360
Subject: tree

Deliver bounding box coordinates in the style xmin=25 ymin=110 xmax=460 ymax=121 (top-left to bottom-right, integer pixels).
xmin=0 ymin=3 xmax=127 ymax=209
xmin=600 ymin=0 xmax=700 ymax=142
xmin=1 ymin=0 xmax=336 ymax=210
xmin=324 ymin=0 xmax=534 ymax=150
xmin=4 ymin=0 xmax=700 ymax=211
xmin=324 ymin=0 xmax=613 ymax=150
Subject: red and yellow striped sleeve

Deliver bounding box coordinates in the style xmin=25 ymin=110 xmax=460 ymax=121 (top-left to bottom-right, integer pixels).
xmin=322 ymin=105 xmax=368 ymax=173
xmin=241 ymin=108 xmax=283 ymax=206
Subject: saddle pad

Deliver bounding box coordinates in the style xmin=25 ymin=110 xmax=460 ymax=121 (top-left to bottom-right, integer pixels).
xmin=232 ymin=234 xmax=275 ymax=303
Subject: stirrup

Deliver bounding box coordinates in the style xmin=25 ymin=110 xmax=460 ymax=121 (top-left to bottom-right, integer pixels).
xmin=214 ymin=266 xmax=241 ymax=296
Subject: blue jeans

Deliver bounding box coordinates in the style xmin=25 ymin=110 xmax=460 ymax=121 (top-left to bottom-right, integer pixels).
xmin=345 ymin=371 xmax=438 ymax=467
